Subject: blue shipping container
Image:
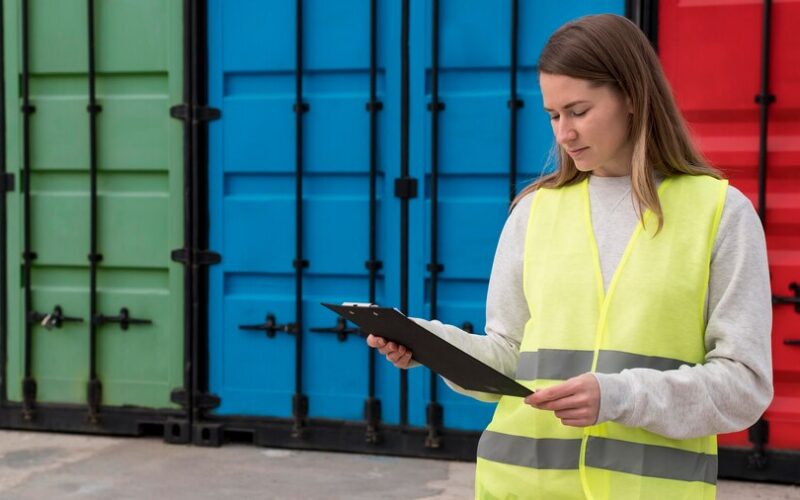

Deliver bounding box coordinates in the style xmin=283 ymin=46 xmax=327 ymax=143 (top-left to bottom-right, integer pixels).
xmin=206 ymin=0 xmax=624 ymax=434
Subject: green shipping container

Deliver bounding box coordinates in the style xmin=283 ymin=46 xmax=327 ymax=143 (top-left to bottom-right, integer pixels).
xmin=2 ymin=0 xmax=185 ymax=427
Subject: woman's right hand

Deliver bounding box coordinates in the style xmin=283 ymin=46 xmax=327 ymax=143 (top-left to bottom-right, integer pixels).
xmin=366 ymin=334 xmax=413 ymax=369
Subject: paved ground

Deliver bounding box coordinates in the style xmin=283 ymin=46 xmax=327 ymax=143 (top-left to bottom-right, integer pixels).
xmin=0 ymin=430 xmax=797 ymax=499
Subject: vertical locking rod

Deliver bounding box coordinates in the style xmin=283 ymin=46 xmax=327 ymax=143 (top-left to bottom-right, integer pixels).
xmin=399 ymin=0 xmax=410 ymax=429
xmin=424 ymin=0 xmax=445 ymax=449
xmin=508 ymin=0 xmax=521 ymax=202
xmin=364 ymin=0 xmax=383 ymax=443
xmin=20 ymin=0 xmax=37 ymax=420
xmin=86 ymin=0 xmax=103 ymax=423
xmin=756 ymin=0 xmax=774 ymax=224
xmin=291 ymin=0 xmax=309 ymax=438
xmin=0 ymin=0 xmax=7 ymax=404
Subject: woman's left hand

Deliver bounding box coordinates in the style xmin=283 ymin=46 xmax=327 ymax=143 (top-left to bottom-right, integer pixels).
xmin=524 ymin=373 xmax=601 ymax=427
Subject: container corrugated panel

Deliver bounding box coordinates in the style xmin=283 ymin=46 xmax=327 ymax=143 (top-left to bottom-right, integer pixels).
xmin=3 ymin=0 xmax=184 ymax=410
xmin=659 ymin=0 xmax=800 ymax=454
xmin=206 ymin=0 xmax=624 ymax=437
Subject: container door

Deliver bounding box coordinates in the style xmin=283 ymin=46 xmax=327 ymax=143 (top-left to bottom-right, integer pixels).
xmin=207 ymin=0 xmax=402 ymax=422
xmin=406 ymin=0 xmax=627 ymax=432
xmin=659 ymin=0 xmax=800 ymax=451
xmin=3 ymin=0 xmax=184 ymax=410
xmin=762 ymin=0 xmax=800 ymax=452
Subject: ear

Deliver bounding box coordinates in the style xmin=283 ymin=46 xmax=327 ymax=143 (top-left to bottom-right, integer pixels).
xmin=625 ymin=95 xmax=634 ymax=114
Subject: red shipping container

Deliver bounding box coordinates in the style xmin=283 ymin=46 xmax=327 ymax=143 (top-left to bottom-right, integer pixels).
xmin=659 ymin=0 xmax=800 ymax=483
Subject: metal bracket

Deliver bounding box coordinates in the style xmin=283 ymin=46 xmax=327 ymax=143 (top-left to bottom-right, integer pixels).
xmin=364 ymin=397 xmax=382 ymax=444
xmin=426 ymin=101 xmax=445 ymax=111
xmin=21 ymin=377 xmax=36 ymax=421
xmin=28 ymin=305 xmax=84 ymax=330
xmin=394 ymin=177 xmax=418 ymax=199
xmin=291 ymin=393 xmax=309 ymax=439
xmin=311 ymin=316 xmax=360 ymax=342
xmin=365 ymin=101 xmax=384 ymax=112
xmin=87 ymin=378 xmax=102 ymax=424
xmin=239 ymin=314 xmax=297 ymax=338
xmin=426 ymin=263 xmax=444 ymax=273
xmin=754 ymin=93 xmax=776 ymax=105
xmin=94 ymin=308 xmax=152 ymax=330
xmin=0 ymin=173 xmax=15 ymax=192
xmin=747 ymin=418 xmax=769 ymax=470
xmin=773 ymin=282 xmax=799 ymax=313
xmin=170 ymin=388 xmax=221 ymax=410
xmin=507 ymin=98 xmax=525 ymax=109
xmin=170 ymin=248 xmax=222 ymax=266
xmin=364 ymin=260 xmax=383 ymax=272
xmin=425 ymin=402 xmax=443 ymax=449
xmin=293 ymin=102 xmax=310 ymax=113
xmin=197 ymin=392 xmax=222 ymax=410
xmin=169 ymin=104 xmax=221 ymax=122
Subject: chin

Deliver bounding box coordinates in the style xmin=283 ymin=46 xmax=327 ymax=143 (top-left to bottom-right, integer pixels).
xmin=573 ymin=163 xmax=597 ymax=173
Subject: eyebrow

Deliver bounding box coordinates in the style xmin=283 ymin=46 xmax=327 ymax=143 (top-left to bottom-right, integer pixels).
xmin=543 ymin=100 xmax=590 ymax=112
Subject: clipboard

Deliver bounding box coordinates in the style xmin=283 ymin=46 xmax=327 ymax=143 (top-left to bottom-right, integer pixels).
xmin=322 ymin=303 xmax=532 ymax=397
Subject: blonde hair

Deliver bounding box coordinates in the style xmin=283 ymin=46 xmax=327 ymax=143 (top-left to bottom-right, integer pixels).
xmin=513 ymin=14 xmax=723 ymax=231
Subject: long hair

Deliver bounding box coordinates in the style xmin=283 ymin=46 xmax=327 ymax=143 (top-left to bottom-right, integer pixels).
xmin=513 ymin=14 xmax=722 ymax=231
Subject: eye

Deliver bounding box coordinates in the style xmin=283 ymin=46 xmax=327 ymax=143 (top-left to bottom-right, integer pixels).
xmin=549 ymin=114 xmax=559 ymax=121
xmin=572 ymin=109 xmax=588 ymax=117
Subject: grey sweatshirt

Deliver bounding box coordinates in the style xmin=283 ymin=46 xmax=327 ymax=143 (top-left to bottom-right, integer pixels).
xmin=411 ymin=174 xmax=774 ymax=440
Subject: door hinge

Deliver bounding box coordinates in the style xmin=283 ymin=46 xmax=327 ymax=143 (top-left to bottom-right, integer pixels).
xmin=0 ymin=173 xmax=15 ymax=192
xmin=394 ymin=177 xmax=418 ymax=199
xmin=171 ymin=248 xmax=222 ymax=266
xmin=170 ymin=104 xmax=221 ymax=122
xmin=171 ymin=389 xmax=221 ymax=410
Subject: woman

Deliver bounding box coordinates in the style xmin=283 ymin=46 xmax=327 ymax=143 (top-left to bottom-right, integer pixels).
xmin=367 ymin=14 xmax=772 ymax=500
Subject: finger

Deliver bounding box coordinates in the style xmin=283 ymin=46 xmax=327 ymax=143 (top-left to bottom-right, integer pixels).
xmin=387 ymin=346 xmax=409 ymax=363
xmin=527 ymin=380 xmax=579 ymax=405
xmin=534 ymin=394 xmax=587 ymax=412
xmin=394 ymin=351 xmax=413 ymax=369
xmin=560 ymin=418 xmax=594 ymax=428
xmin=554 ymin=407 xmax=592 ymax=420
xmin=387 ymin=349 xmax=405 ymax=363
xmin=367 ymin=335 xmax=387 ymax=349
xmin=380 ymin=342 xmax=407 ymax=357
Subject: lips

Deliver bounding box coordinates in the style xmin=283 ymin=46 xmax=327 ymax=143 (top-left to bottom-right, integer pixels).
xmin=568 ymin=147 xmax=588 ymax=157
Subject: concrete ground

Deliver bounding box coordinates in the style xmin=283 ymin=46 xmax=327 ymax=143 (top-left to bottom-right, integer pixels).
xmin=0 ymin=431 xmax=798 ymax=499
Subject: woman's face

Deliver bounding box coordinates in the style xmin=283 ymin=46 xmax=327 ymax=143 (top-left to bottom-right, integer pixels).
xmin=540 ymin=73 xmax=634 ymax=177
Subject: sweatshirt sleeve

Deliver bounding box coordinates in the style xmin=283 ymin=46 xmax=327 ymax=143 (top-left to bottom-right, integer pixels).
xmin=409 ymin=193 xmax=534 ymax=402
xmin=592 ymin=185 xmax=774 ymax=439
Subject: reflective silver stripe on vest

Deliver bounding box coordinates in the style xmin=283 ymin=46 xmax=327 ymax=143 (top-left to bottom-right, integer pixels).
xmin=596 ymin=350 xmax=689 ymax=374
xmin=478 ymin=430 xmax=581 ymax=470
xmin=586 ymin=437 xmax=717 ymax=485
xmin=516 ymin=350 xmax=593 ymax=380
xmin=516 ymin=349 xmax=689 ymax=381
xmin=478 ymin=432 xmax=717 ymax=484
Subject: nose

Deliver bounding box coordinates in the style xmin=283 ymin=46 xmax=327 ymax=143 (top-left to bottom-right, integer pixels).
xmin=554 ymin=119 xmax=577 ymax=146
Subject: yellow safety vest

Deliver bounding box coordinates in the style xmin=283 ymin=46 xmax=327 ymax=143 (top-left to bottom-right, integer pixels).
xmin=475 ymin=174 xmax=728 ymax=500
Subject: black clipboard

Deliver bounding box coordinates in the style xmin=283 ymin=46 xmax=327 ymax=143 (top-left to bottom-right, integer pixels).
xmin=322 ymin=303 xmax=532 ymax=397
